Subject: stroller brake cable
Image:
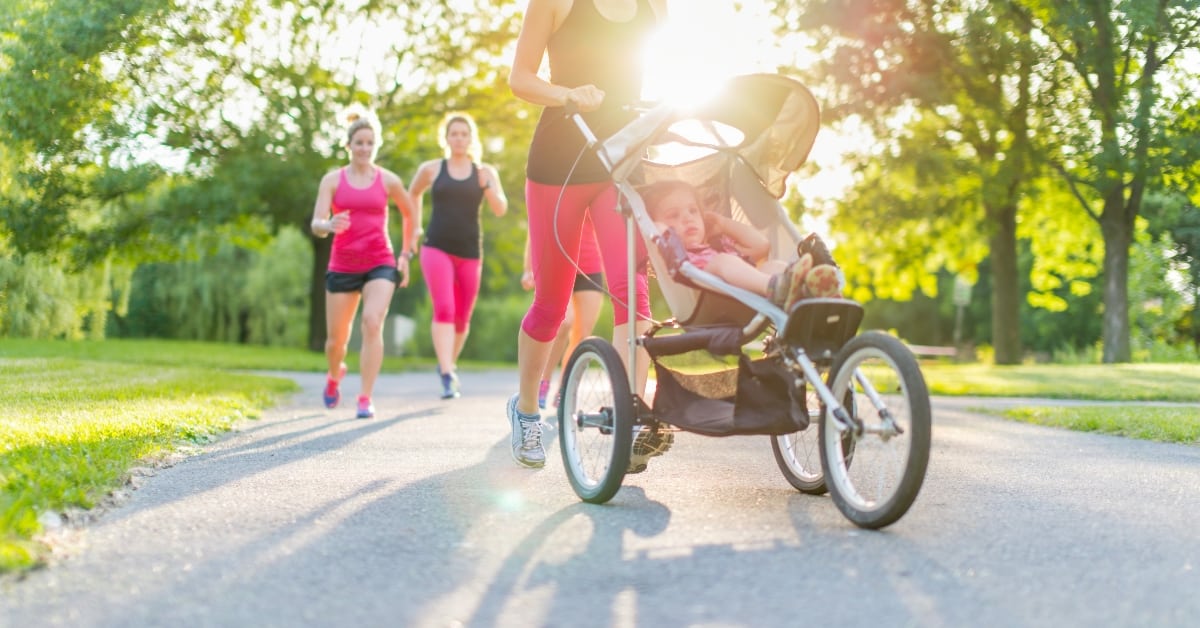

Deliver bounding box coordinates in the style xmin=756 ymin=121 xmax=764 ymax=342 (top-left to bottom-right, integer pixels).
xmin=546 ymin=140 xmax=661 ymax=328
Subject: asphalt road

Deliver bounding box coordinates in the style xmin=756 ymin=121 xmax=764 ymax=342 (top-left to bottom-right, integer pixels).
xmin=3 ymin=369 xmax=1199 ymax=628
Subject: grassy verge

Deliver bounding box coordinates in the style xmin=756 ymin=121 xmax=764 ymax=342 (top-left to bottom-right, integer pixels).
xmin=0 ymin=338 xmax=511 ymax=374
xmin=921 ymin=362 xmax=1200 ymax=402
xmin=0 ymin=354 xmax=297 ymax=573
xmin=0 ymin=338 xmax=332 ymax=372
xmin=997 ymin=405 xmax=1200 ymax=445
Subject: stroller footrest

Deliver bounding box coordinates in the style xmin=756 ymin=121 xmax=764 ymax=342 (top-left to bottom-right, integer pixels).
xmin=782 ymin=298 xmax=864 ymax=361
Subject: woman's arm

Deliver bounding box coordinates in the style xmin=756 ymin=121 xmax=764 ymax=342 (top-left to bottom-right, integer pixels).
xmin=508 ymin=0 xmax=605 ymax=111
xmin=384 ymin=169 xmax=417 ymax=287
xmin=479 ymin=163 xmax=508 ymax=217
xmin=651 ymin=0 xmax=667 ymax=19
xmin=310 ymin=171 xmax=345 ymax=238
xmin=407 ymin=161 xmax=437 ymax=249
xmin=521 ymin=232 xmax=535 ymax=291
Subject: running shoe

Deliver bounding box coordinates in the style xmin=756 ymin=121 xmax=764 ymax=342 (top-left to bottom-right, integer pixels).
xmin=356 ymin=395 xmax=375 ymax=419
xmin=322 ymin=363 xmax=347 ymax=409
xmin=627 ymin=426 xmax=674 ymax=474
xmin=537 ymin=379 xmax=551 ymax=410
xmin=441 ymin=371 xmax=461 ymax=399
xmin=507 ymin=394 xmax=545 ymax=468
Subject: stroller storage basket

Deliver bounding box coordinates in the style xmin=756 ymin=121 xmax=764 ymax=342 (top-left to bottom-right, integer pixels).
xmin=651 ymin=352 xmax=807 ymax=437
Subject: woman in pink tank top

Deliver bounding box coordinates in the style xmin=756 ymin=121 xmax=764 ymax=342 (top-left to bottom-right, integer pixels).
xmin=310 ymin=108 xmax=418 ymax=419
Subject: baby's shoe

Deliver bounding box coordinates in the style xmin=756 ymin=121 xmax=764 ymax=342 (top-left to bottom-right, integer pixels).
xmin=803 ymin=264 xmax=844 ymax=299
xmin=783 ymin=253 xmax=815 ymax=310
xmin=797 ymin=233 xmax=837 ymax=267
xmin=771 ymin=253 xmax=812 ymax=307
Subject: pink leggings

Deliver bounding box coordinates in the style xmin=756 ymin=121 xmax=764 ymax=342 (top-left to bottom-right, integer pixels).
xmin=523 ymin=180 xmax=650 ymax=342
xmin=420 ymin=246 xmax=482 ymax=332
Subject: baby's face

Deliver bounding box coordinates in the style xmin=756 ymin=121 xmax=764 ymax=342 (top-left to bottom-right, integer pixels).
xmin=653 ymin=189 xmax=706 ymax=248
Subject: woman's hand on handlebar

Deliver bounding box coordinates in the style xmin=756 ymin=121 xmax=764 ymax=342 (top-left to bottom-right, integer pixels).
xmin=564 ymin=84 xmax=605 ymax=112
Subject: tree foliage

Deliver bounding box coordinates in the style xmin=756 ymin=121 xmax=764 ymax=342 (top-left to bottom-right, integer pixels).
xmin=1 ymin=0 xmax=538 ymax=348
xmin=772 ymin=0 xmax=1200 ymax=362
xmin=770 ymin=0 xmax=1049 ymax=363
xmin=1018 ymin=0 xmax=1200 ymax=362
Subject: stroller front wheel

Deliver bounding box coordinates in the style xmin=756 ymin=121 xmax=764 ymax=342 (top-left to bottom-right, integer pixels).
xmin=558 ymin=338 xmax=634 ymax=504
xmin=820 ymin=331 xmax=932 ymax=529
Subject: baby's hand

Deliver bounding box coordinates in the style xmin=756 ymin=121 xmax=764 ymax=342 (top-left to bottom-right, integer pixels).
xmin=702 ymin=212 xmax=722 ymax=237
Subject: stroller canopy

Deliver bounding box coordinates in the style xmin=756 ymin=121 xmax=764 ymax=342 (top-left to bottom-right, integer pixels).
xmin=603 ymin=73 xmax=820 ymax=198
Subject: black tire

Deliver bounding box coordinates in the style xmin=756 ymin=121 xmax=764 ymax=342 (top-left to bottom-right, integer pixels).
xmin=820 ymin=331 xmax=931 ymax=529
xmin=557 ymin=338 xmax=633 ymax=504
xmin=771 ymin=375 xmax=828 ymax=495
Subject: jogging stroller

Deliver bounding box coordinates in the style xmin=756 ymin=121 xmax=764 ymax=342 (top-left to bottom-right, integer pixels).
xmin=555 ymin=74 xmax=931 ymax=529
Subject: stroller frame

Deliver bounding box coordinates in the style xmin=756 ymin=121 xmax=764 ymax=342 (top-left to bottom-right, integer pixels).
xmin=554 ymin=74 xmax=931 ymax=529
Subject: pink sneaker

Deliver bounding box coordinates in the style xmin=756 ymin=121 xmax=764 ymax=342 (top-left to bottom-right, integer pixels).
xmin=356 ymin=395 xmax=375 ymax=419
xmin=537 ymin=379 xmax=551 ymax=409
xmin=323 ymin=363 xmax=347 ymax=409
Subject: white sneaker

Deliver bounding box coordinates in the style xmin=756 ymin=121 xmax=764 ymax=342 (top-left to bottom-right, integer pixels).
xmin=507 ymin=394 xmax=545 ymax=468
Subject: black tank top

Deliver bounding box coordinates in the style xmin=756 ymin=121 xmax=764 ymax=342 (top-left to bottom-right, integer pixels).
xmin=423 ymin=160 xmax=486 ymax=259
xmin=526 ymin=0 xmax=657 ymax=185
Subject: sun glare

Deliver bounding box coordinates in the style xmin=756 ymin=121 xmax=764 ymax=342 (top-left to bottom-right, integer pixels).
xmin=642 ymin=1 xmax=785 ymax=106
xmin=643 ymin=1 xmax=857 ymax=239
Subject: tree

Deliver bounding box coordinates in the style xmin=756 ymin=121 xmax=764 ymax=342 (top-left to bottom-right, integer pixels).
xmin=1 ymin=0 xmax=535 ymax=348
xmin=770 ymin=0 xmax=1049 ymax=363
xmin=1021 ymin=0 xmax=1200 ymax=362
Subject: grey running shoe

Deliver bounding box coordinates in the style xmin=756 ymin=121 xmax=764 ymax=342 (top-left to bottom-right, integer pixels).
xmin=627 ymin=426 xmax=674 ymax=474
xmin=507 ymin=394 xmax=545 ymax=468
xmin=441 ymin=371 xmax=461 ymax=400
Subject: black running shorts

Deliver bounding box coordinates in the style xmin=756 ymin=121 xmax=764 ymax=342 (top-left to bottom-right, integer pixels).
xmin=325 ymin=265 xmax=399 ymax=293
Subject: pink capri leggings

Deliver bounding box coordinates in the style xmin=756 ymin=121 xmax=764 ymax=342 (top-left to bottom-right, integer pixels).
xmin=522 ymin=180 xmax=650 ymax=342
xmin=420 ymin=245 xmax=482 ymax=333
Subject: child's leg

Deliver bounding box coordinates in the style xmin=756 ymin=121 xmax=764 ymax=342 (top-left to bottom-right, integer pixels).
xmin=759 ymin=260 xmax=788 ymax=274
xmin=705 ymin=253 xmax=773 ymax=297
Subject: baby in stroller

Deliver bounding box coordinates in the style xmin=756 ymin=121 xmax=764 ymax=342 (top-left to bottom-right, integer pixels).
xmin=641 ymin=179 xmax=844 ymax=309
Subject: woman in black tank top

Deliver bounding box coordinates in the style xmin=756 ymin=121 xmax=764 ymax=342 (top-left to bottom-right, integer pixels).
xmin=409 ymin=112 xmax=508 ymax=399
xmin=506 ymin=0 xmax=667 ymax=469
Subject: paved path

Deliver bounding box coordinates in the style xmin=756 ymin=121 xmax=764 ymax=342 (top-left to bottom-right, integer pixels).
xmin=3 ymin=370 xmax=1199 ymax=627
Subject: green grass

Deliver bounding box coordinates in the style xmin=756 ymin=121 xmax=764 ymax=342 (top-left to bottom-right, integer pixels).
xmin=0 ymin=337 xmax=508 ymax=374
xmin=999 ymin=405 xmax=1200 ymax=444
xmin=0 ymin=355 xmax=297 ymax=573
xmin=0 ymin=338 xmax=330 ymax=371
xmin=922 ymin=362 xmax=1200 ymax=402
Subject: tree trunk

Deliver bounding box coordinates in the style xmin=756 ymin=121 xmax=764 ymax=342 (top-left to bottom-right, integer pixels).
xmin=1099 ymin=194 xmax=1133 ymax=363
xmin=989 ymin=201 xmax=1021 ymax=364
xmin=1193 ymin=284 xmax=1200 ymax=352
xmin=308 ymin=236 xmax=331 ymax=352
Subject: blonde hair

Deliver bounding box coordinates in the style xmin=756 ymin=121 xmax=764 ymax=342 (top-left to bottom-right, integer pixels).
xmin=343 ymin=105 xmax=381 ymax=149
xmin=438 ymin=111 xmax=483 ymax=162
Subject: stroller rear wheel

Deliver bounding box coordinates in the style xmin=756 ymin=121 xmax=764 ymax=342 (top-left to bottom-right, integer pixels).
xmin=558 ymin=338 xmax=634 ymax=504
xmin=821 ymin=331 xmax=931 ymax=529
xmin=771 ymin=370 xmax=830 ymax=495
